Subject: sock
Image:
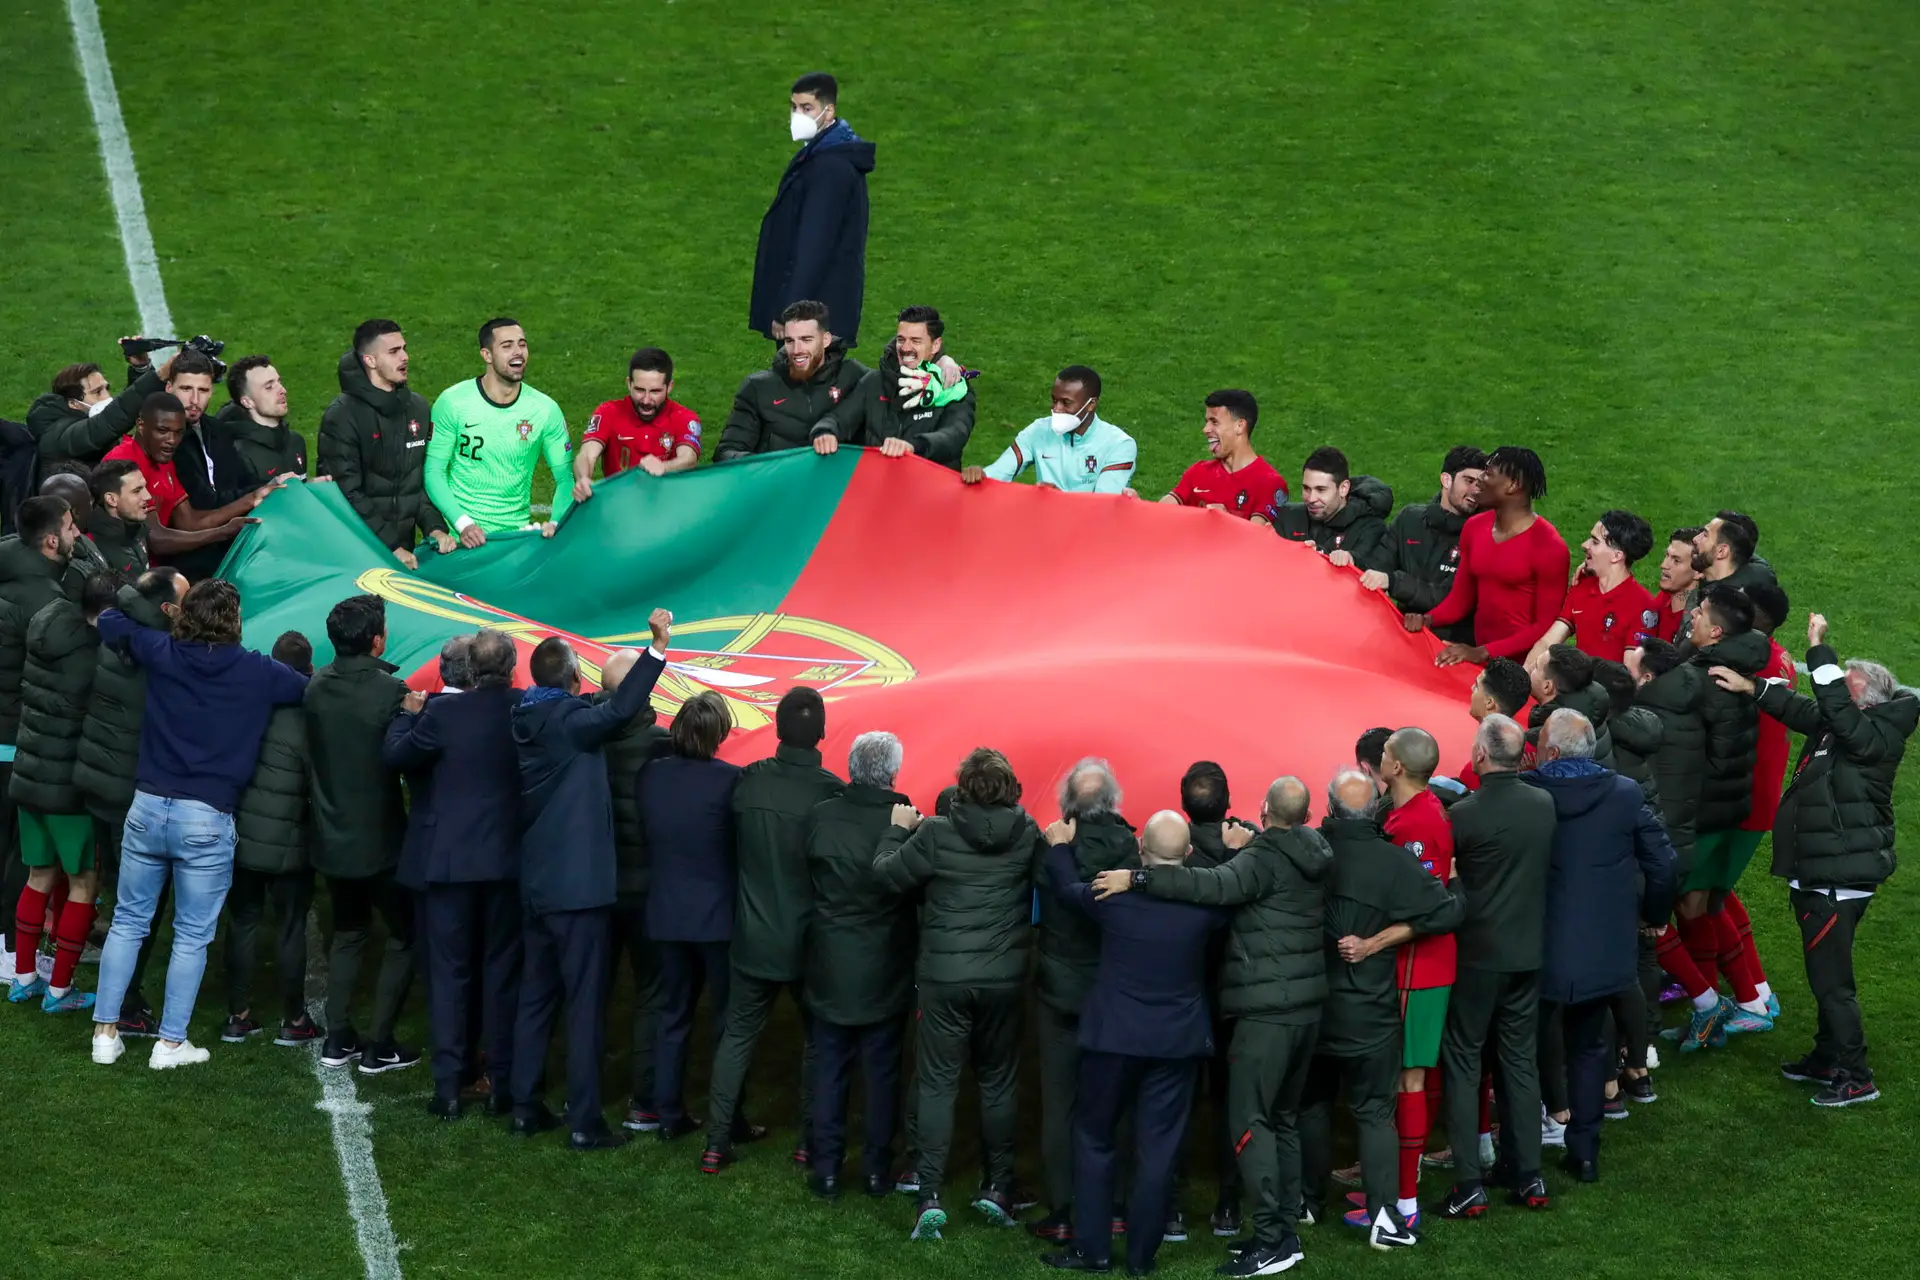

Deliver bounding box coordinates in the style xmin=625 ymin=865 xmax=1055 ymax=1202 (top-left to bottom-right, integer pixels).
xmin=1712 ymin=911 xmax=1761 ymax=1005
xmin=1756 ymin=981 xmax=1773 ymax=1003
xmin=13 ymin=885 xmax=49 ymax=980
xmin=1396 ymin=1197 xmax=1419 ymax=1218
xmin=1478 ymin=1073 xmax=1494 ymax=1138
xmin=1724 ymin=892 xmax=1770 ymax=987
xmin=1676 ymin=914 xmax=1720 ymax=993
xmin=1423 ymin=1074 xmax=1444 ymax=1149
xmin=1653 ymin=925 xmax=1711 ymax=999
xmin=1690 ymin=990 xmax=1720 ymax=1013
xmin=1396 ymin=1091 xmax=1427 ymax=1203
xmin=46 ymin=873 xmax=69 ymax=933
xmin=49 ymin=899 xmax=96 ymax=992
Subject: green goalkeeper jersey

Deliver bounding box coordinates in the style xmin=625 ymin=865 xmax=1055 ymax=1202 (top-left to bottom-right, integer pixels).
xmin=426 ymin=378 xmax=575 ymax=533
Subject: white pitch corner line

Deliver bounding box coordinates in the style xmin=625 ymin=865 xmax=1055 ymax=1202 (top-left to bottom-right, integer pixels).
xmin=69 ymin=5 xmax=403 ymax=1275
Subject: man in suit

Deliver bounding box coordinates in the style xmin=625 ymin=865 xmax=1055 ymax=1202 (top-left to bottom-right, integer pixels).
xmin=507 ymin=613 xmax=670 ymax=1149
xmin=1038 ymin=810 xmax=1224 ymax=1277
xmin=384 ymin=628 xmax=525 ymax=1119
xmin=1437 ymin=713 xmax=1557 ymax=1218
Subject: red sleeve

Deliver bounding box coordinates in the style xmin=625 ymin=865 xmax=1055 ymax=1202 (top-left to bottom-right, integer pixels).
xmin=676 ymin=406 xmax=704 ymax=455
xmin=1556 ymin=573 xmax=1587 ymax=629
xmin=1425 ymin=521 xmax=1480 ymax=627
xmin=583 ymin=400 xmax=618 ymax=444
xmin=1476 ymin=522 xmax=1570 ymax=660
xmin=1254 ymin=469 xmax=1287 ymax=512
xmin=1269 ymin=469 xmax=1289 ymax=501
xmin=1169 ymin=463 xmax=1202 ymax=505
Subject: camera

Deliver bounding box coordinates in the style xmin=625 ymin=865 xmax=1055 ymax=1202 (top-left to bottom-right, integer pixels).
xmin=121 ymin=334 xmax=227 ymax=380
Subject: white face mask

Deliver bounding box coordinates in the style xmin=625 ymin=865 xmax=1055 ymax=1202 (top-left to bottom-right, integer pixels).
xmin=87 ymin=397 xmax=114 ymax=418
xmin=1049 ymin=407 xmax=1088 ymax=435
xmin=790 ymin=110 xmax=821 ymax=143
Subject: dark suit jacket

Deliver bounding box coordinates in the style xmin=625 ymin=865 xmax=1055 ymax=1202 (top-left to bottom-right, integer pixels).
xmin=510 ymin=654 xmax=664 ymax=916
xmin=1044 ymin=843 xmax=1224 ymax=1059
xmin=385 ymin=684 xmax=522 ymax=887
xmin=641 ymin=755 xmax=743 ymax=943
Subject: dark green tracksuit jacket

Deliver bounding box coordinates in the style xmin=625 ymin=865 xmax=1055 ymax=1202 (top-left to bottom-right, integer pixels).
xmin=809 ymin=342 xmax=976 ymax=469
xmin=303 ymin=655 xmax=408 ymax=880
xmin=1676 ymin=559 xmax=1777 ymax=647
xmin=235 ymin=706 xmax=311 ymax=875
xmin=804 ymin=783 xmax=916 ymax=1026
xmin=1527 ymin=681 xmax=1615 ymax=770
xmin=317 ymin=352 xmax=448 ymax=551
xmin=87 ymin=508 xmax=149 ymax=587
xmin=1264 ymin=475 xmax=1394 ymax=571
xmin=1634 ymin=662 xmax=1708 ymax=874
xmin=73 ymin=585 xmax=168 ymax=823
xmin=0 ymin=537 xmax=76 ymax=748
xmin=714 ymin=343 xmax=870 ymax=461
xmin=29 ymin=365 xmax=155 ymax=474
xmin=8 ymin=597 xmax=98 ymax=815
xmin=1377 ymin=496 xmax=1473 ymax=643
xmin=1692 ymin=628 xmax=1771 ymax=832
xmin=178 ymin=401 xmax=308 ymax=510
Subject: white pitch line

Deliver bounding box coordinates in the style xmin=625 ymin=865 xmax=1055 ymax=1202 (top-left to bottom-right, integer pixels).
xmin=68 ymin=4 xmax=402 ymax=1275
xmin=66 ymin=0 xmax=173 ymax=337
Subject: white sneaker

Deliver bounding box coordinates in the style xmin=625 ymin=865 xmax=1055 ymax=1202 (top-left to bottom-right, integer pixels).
xmin=1540 ymin=1106 xmax=1566 ymax=1148
xmin=92 ymin=1033 xmax=126 ymax=1065
xmin=1644 ymin=1045 xmax=1661 ymax=1070
xmin=150 ymin=1039 xmax=210 ymax=1070
xmin=36 ymin=952 xmax=53 ymax=981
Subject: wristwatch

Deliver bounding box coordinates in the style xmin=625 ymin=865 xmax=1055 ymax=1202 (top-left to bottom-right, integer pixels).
xmin=1130 ymin=868 xmax=1153 ymax=889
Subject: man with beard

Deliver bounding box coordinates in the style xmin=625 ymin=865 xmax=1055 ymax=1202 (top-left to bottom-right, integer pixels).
xmin=1526 ymin=510 xmax=1660 ymax=665
xmin=717 ymin=301 xmax=870 ymax=461
xmin=428 ymin=318 xmax=573 ymax=546
xmin=1677 ymin=512 xmax=1775 ymax=646
xmin=179 ymin=355 xmax=308 ymax=501
xmin=1412 ymin=446 xmax=1568 ymax=667
xmin=103 ymin=394 xmax=268 ymax=580
xmin=320 ymin=319 xmax=455 ymax=569
xmin=1029 ymin=760 xmax=1141 ymax=1242
xmin=1360 ymin=446 xmax=1486 ymax=641
xmin=807 ymin=306 xmax=974 ymax=469
xmin=964 ymin=366 xmax=1137 ymax=495
xmin=573 ymin=348 xmax=703 ymax=503
xmin=85 ymin=461 xmax=153 ymax=586
xmin=1255 ymin=447 xmax=1393 ymax=570
xmin=1650 ymin=527 xmax=1703 ymax=643
xmin=1161 ymin=390 xmax=1287 ymax=519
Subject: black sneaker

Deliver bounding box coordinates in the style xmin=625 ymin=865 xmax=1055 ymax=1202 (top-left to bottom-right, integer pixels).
xmin=1163 ymin=1210 xmax=1188 ymax=1243
xmin=357 ymin=1042 xmax=421 ymax=1075
xmin=220 ymin=1014 xmax=261 ymax=1044
xmin=1366 ymin=1206 xmax=1419 ymax=1251
xmin=320 ymin=1029 xmax=362 ymax=1068
xmin=274 ymin=1014 xmax=321 ymax=1047
xmin=1030 ymin=1207 xmax=1075 ymax=1242
xmin=1439 ymin=1185 xmax=1489 ymax=1220
xmin=1602 ymin=1095 xmax=1630 ymax=1121
xmin=1210 ymin=1203 xmax=1243 ymax=1237
xmin=1040 ymin=1249 xmax=1112 ymax=1272
xmin=1781 ymin=1056 xmax=1840 ymax=1085
xmin=657 ymin=1114 xmax=702 ymax=1142
xmin=622 ymin=1107 xmax=661 ymax=1132
xmin=1508 ymin=1174 xmax=1551 ymax=1208
xmin=970 ymin=1185 xmax=1016 ymax=1227
xmin=1622 ymin=1075 xmax=1657 ymax=1104
xmin=1811 ymin=1073 xmax=1880 ymax=1108
xmin=116 ymin=1004 xmax=160 ymax=1038
xmin=1216 ymin=1236 xmax=1303 ymax=1276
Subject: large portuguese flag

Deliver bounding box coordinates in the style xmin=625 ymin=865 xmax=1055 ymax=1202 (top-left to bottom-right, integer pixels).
xmin=224 ymin=451 xmax=1477 ymax=819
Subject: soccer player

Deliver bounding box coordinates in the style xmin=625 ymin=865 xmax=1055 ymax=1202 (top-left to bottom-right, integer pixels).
xmin=428 ymin=318 xmax=573 ymax=546
xmin=1411 ymin=446 xmax=1568 ymax=667
xmin=1454 ymin=658 xmax=1532 ymax=792
xmin=1651 ymin=527 xmax=1703 ymax=643
xmin=102 ymin=394 xmax=263 ymax=569
xmin=1360 ymin=446 xmax=1487 ymax=641
xmin=808 ymin=306 xmax=975 ymax=468
xmin=1525 ymin=510 xmax=1659 ymax=667
xmin=1254 ymin=447 xmax=1392 ymax=569
xmin=572 ymin=348 xmax=702 ymax=502
xmin=963 ymin=366 xmax=1137 ymax=495
xmin=1678 ymin=512 xmax=1775 ymax=646
xmin=1160 ymin=389 xmax=1286 ymax=519
xmin=715 ymin=301 xmax=870 ymax=460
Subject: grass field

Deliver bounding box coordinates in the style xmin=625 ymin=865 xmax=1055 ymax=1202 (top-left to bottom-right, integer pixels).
xmin=5 ymin=1 xmax=1919 ymax=1277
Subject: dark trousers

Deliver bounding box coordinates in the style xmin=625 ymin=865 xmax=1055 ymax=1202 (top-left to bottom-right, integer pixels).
xmin=810 ymin=1014 xmax=905 ymax=1178
xmin=1545 ymin=996 xmax=1613 ymax=1165
xmin=1301 ymin=1041 xmax=1399 ymax=1222
xmin=1793 ymin=888 xmax=1873 ymax=1078
xmin=609 ymin=893 xmax=661 ymax=1109
xmin=223 ymin=867 xmax=314 ymax=1023
xmin=510 ymin=907 xmax=610 ymax=1134
xmin=323 ymin=871 xmax=415 ymax=1043
xmin=1441 ymin=967 xmax=1542 ymax=1187
xmin=1227 ymin=1016 xmax=1318 ymax=1245
xmin=1074 ymin=1052 xmax=1197 ymax=1273
xmin=653 ymin=940 xmax=732 ymax=1127
xmin=1204 ymin=1012 xmax=1243 ymax=1209
xmin=1037 ymin=1000 xmax=1083 ymax=1211
xmin=706 ymin=970 xmax=813 ymax=1149
xmin=1605 ymin=978 xmax=1649 ymax=1076
xmin=424 ymin=880 xmax=521 ymax=1097
xmin=915 ymin=982 xmax=1024 ymax=1196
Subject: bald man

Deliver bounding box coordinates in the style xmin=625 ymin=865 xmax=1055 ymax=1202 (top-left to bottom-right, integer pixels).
xmin=1038 ymin=809 xmax=1224 ymax=1276
xmin=1093 ymin=777 xmax=1332 ymax=1279
xmin=1302 ymin=771 xmax=1462 ymax=1251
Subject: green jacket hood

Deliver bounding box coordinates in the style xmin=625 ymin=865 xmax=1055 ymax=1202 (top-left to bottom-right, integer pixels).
xmin=1536 ymin=680 xmax=1611 ymax=730
xmin=1266 ymin=823 xmax=1333 ymax=881
xmin=335 ymin=350 xmax=412 ymax=416
xmin=949 ymin=799 xmax=1031 ymax=854
xmin=1694 ymin=628 xmax=1770 ymax=678
xmin=1340 ymin=475 xmax=1395 ymax=525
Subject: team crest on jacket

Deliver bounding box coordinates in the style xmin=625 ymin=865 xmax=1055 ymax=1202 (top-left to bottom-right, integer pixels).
xmin=659 ymin=433 xmax=674 ymax=452
xmin=1085 ymin=456 xmax=1098 ymax=473
xmin=1603 ymin=612 xmax=1616 ymax=631
xmin=1235 ymin=490 xmax=1249 ymax=510
xmin=516 ymin=418 xmax=533 ymax=440
xmin=408 ymin=419 xmax=421 ymax=436
xmin=829 ymin=386 xmax=841 ymax=403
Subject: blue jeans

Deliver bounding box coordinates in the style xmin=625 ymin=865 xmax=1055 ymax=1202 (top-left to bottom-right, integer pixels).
xmin=93 ymin=792 xmax=236 ymax=1043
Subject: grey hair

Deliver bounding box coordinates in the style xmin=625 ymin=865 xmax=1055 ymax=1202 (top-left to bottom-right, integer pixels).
xmin=1058 ymin=757 xmax=1122 ymax=819
xmin=438 ymin=634 xmax=475 ymax=690
xmin=848 ymin=731 xmax=903 ymax=788
xmin=1327 ymin=768 xmax=1375 ymax=819
xmin=469 ymin=629 xmax=517 ymax=689
xmin=1543 ymin=708 xmax=1597 ymax=759
xmin=1846 ymin=660 xmax=1899 ymax=709
xmin=1476 ymin=713 xmax=1526 ymax=771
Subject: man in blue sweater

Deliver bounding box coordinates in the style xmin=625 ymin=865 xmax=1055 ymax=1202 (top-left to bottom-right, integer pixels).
xmin=508 ymin=610 xmax=670 ymax=1148
xmin=87 ymin=578 xmax=309 ymax=1070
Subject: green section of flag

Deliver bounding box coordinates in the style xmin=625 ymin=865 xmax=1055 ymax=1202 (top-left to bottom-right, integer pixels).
xmin=222 ymin=451 xmax=857 ymax=676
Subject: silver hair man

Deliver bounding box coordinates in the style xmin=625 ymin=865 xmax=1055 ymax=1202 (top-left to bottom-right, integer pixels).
xmin=1474 ymin=713 xmax=1527 ymax=773
xmin=1845 ymin=660 xmax=1900 ymax=709
xmin=1541 ymin=708 xmax=1597 ymax=760
xmin=438 ymin=634 xmax=475 ymax=690
xmin=1059 ymin=757 xmax=1123 ymax=820
xmin=1327 ymin=768 xmax=1376 ymax=820
xmin=848 ymin=731 xmax=904 ymax=788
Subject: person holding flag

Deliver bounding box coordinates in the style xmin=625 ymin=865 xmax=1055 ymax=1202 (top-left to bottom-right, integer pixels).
xmin=428 ymin=318 xmax=573 ymax=547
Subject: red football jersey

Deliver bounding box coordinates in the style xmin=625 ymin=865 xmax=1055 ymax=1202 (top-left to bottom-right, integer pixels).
xmin=583 ymin=397 xmax=703 ymax=476
xmin=104 ymin=436 xmax=187 ymax=527
xmin=1169 ymin=457 xmax=1287 ymax=520
xmin=1386 ymin=789 xmax=1456 ymax=990
xmin=1560 ymin=571 xmax=1661 ymax=663
xmin=1650 ymin=590 xmax=1689 ymax=644
xmin=1743 ymin=638 xmax=1796 ymax=832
